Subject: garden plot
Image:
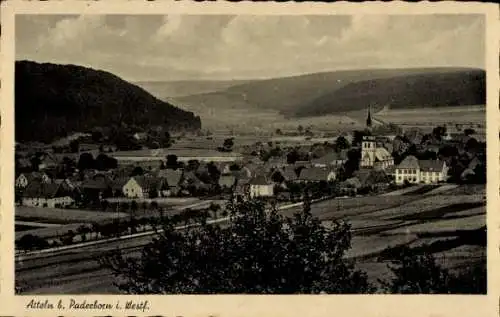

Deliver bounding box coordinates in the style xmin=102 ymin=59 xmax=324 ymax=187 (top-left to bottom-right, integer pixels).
xmin=365 ymin=195 xmax=484 ymax=221
xmin=309 ymin=195 xmax=414 ymax=221
xmin=347 ymin=234 xmax=418 ymax=259
xmin=382 ymin=185 xmax=425 ymax=196
xmin=424 ymin=184 xmax=459 ymax=195
xmin=381 ymin=214 xmax=485 ymax=235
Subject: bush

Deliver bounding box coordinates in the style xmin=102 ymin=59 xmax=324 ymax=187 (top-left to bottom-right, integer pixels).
xmin=101 ymin=197 xmax=374 ymax=294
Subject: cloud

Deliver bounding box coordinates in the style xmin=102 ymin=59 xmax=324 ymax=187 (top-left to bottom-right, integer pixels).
xmin=16 ymin=14 xmax=485 ymax=81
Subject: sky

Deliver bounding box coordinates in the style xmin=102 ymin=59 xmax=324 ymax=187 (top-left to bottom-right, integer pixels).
xmin=16 ymin=14 xmax=485 ymax=81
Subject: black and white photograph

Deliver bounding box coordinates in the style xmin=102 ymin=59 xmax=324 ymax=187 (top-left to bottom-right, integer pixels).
xmin=10 ymin=8 xmax=490 ymax=299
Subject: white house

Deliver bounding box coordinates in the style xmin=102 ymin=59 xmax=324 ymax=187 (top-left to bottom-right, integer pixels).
xmin=122 ymin=176 xmax=166 ymax=198
xmin=15 ymin=172 xmax=51 ymax=189
xmin=21 ymin=182 xmax=74 ymax=208
xmin=248 ymin=175 xmax=274 ymax=198
xmin=394 ymin=155 xmax=448 ymax=184
xmin=360 ymin=136 xmax=394 ymax=170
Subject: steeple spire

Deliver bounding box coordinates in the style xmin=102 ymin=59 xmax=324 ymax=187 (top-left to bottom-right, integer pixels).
xmin=366 ymin=104 xmax=372 ymax=128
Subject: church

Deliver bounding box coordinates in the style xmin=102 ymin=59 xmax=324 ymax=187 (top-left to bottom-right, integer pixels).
xmin=359 ymin=106 xmax=394 ymax=170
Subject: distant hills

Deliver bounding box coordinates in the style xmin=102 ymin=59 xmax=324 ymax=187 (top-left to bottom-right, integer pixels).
xmin=15 ymin=61 xmax=201 ymax=143
xmin=135 ymin=79 xmax=250 ymax=98
xmin=167 ymin=68 xmax=485 ymax=118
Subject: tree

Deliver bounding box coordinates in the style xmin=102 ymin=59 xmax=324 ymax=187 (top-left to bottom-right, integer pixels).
xmin=77 ymin=225 xmax=90 ymax=242
xmin=101 ymin=199 xmax=109 ymax=211
xmin=30 ymin=155 xmax=41 ymax=172
xmin=352 ymin=130 xmax=371 ymax=147
xmin=101 ymin=198 xmax=373 ymax=294
xmin=465 ymin=137 xmax=479 ymax=153
xmin=432 ymin=126 xmax=447 ymax=140
xmin=92 ymin=130 xmax=103 ymax=142
xmin=150 ymin=201 xmax=159 ymax=211
xmin=77 ymin=153 xmax=95 ymax=171
xmin=16 ymin=234 xmax=49 ymax=251
xmin=286 ymin=149 xmax=300 ymax=164
xmin=464 ymin=128 xmax=475 ymax=136
xmin=334 ymin=136 xmax=350 ymax=152
xmin=207 ymin=162 xmax=221 ymax=183
xmin=187 ymin=160 xmax=200 ymax=172
xmin=209 ymin=202 xmax=221 ymax=219
xmin=130 ymin=200 xmax=139 ymax=218
xmin=130 ymin=166 xmax=144 ymax=177
xmin=166 ymin=155 xmax=179 ymax=169
xmin=222 ymin=138 xmax=234 ymax=152
xmin=95 ymin=153 xmax=117 ymax=171
xmin=379 ymin=246 xmax=486 ymax=294
xmin=69 ymin=139 xmax=80 ymax=153
xmin=271 ymin=170 xmax=285 ymax=184
xmin=297 ymin=125 xmax=304 ymax=135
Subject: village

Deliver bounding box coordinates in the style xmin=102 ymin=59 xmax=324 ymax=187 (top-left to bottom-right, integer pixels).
xmin=14 ymin=106 xmax=486 ymax=252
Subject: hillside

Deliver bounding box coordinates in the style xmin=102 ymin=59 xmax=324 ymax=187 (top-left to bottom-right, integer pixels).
xmin=135 ymin=79 xmax=250 ymax=98
xmin=15 ymin=61 xmax=201 ymax=143
xmin=174 ymin=68 xmax=485 ymax=118
xmin=297 ymin=70 xmax=485 ymax=117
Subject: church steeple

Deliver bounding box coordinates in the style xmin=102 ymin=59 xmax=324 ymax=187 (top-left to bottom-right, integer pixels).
xmin=366 ymin=105 xmax=372 ymax=128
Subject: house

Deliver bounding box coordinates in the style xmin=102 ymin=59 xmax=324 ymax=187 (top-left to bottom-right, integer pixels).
xmin=232 ymin=166 xmax=253 ymax=180
xmin=15 ymin=172 xmax=51 ymax=189
xmin=298 ymin=167 xmax=336 ymax=183
xmin=110 ymin=177 xmax=131 ymax=197
xmin=157 ymin=168 xmax=183 ymax=196
xmin=21 ymin=181 xmax=74 ymax=208
xmin=234 ymin=178 xmax=250 ymax=196
xmin=355 ymin=169 xmax=391 ymax=190
xmin=133 ymin=132 xmax=148 ymax=141
xmin=216 ymin=162 xmax=233 ymax=175
xmin=122 ymin=176 xmax=166 ymax=198
xmin=394 ymin=155 xmax=448 ymax=184
xmin=264 ymin=156 xmax=288 ymax=169
xmin=38 ymin=153 xmax=59 ymax=171
xmin=81 ymin=177 xmax=112 ymax=203
xmin=219 ymin=175 xmax=236 ymax=190
xmin=340 ymin=177 xmax=362 ymax=195
xmin=311 ymin=150 xmax=348 ymax=168
xmin=248 ymin=175 xmax=274 ymax=198
xmin=281 ymin=166 xmax=299 ymax=182
xmin=360 ymin=136 xmax=394 ymax=170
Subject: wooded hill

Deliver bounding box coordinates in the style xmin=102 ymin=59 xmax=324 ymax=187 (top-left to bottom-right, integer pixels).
xmin=15 ymin=61 xmax=201 ymax=143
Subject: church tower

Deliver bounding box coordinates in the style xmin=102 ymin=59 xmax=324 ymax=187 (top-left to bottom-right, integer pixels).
xmin=360 ymin=135 xmax=376 ymax=168
xmin=366 ymin=104 xmax=373 ymax=129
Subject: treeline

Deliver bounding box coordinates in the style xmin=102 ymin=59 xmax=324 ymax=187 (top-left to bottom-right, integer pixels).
xmin=15 ymin=60 xmax=201 ymax=143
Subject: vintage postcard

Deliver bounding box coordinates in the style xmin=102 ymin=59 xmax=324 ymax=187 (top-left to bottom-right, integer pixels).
xmin=1 ymin=1 xmax=499 ymax=316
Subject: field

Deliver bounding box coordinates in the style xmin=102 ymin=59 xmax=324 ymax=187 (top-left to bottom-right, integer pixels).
xmin=16 ymin=206 xmax=129 ymax=224
xmin=278 ymin=184 xmax=486 ymax=287
xmin=15 ymin=198 xmax=222 ymax=240
xmin=374 ymin=105 xmax=485 ymax=131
